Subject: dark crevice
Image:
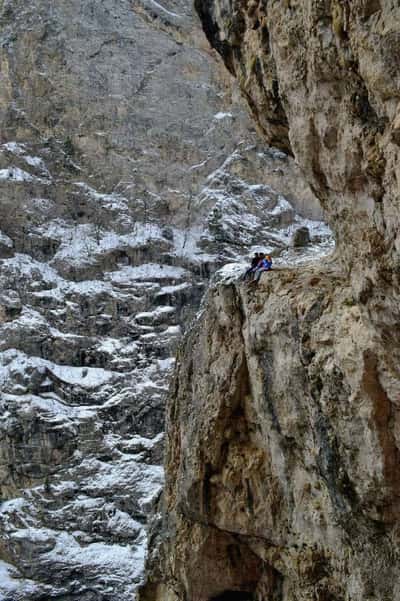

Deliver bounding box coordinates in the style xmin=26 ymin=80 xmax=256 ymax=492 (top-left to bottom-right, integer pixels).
xmin=194 ymin=0 xmax=236 ymax=75
xmin=261 ymin=350 xmax=282 ymax=434
xmin=210 ymin=592 xmax=254 ymax=601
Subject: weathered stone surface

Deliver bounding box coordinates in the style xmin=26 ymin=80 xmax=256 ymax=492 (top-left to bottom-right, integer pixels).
xmin=195 ymin=0 xmax=400 ymax=279
xmin=140 ymin=1 xmax=400 ymax=600
xmin=141 ymin=264 xmax=400 ymax=601
xmin=291 ymin=226 xmax=310 ymax=248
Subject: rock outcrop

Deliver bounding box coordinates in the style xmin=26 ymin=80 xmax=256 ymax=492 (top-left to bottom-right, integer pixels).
xmin=140 ymin=2 xmax=400 ymax=600
xmin=195 ymin=0 xmax=400 ymax=280
xmin=142 ymin=264 xmax=400 ymax=600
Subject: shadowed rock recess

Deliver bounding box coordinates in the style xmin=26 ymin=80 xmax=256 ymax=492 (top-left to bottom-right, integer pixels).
xmin=140 ymin=2 xmax=400 ymax=601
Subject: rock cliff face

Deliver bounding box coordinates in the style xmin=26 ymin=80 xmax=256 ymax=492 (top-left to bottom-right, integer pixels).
xmin=141 ymin=2 xmax=400 ymax=600
xmin=195 ymin=0 xmax=400 ymax=280
xmin=143 ymin=264 xmax=400 ymax=601
xmin=0 ymin=0 xmax=328 ymax=599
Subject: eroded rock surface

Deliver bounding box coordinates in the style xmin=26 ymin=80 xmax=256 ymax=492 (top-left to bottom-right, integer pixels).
xmin=195 ymin=0 xmax=400 ymax=278
xmin=140 ymin=2 xmax=400 ymax=600
xmin=141 ymin=262 xmax=400 ymax=601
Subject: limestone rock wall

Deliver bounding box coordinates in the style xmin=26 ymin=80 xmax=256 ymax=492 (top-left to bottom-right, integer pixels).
xmin=142 ymin=263 xmax=400 ymax=601
xmin=141 ymin=2 xmax=400 ymax=600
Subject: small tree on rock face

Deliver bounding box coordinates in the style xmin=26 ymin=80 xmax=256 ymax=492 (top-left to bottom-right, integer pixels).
xmin=44 ymin=474 xmax=51 ymax=495
xmin=63 ymin=137 xmax=75 ymax=157
xmin=208 ymin=206 xmax=223 ymax=238
xmin=91 ymin=202 xmax=105 ymax=246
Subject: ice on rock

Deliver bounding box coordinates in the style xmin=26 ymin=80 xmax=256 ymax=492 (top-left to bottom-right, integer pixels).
xmin=269 ymin=194 xmax=293 ymax=215
xmin=156 ymin=283 xmax=190 ymax=295
xmin=213 ymin=112 xmax=233 ymax=120
xmin=1 ymin=142 xmax=28 ymax=155
xmin=215 ymin=262 xmax=248 ymax=284
xmin=74 ymin=182 xmax=131 ymax=213
xmin=0 ymin=350 xmax=119 ymax=390
xmin=1 ymin=142 xmax=49 ymax=173
xmin=136 ymin=305 xmax=175 ymax=322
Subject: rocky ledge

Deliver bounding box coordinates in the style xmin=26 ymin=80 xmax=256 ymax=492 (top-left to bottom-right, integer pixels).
xmin=140 ymin=258 xmax=400 ymax=600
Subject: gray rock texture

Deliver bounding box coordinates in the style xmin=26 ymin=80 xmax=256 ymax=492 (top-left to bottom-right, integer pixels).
xmin=195 ymin=0 xmax=400 ymax=280
xmin=141 ymin=264 xmax=400 ymax=601
xmin=139 ymin=2 xmax=400 ymax=600
xmin=291 ymin=226 xmax=310 ymax=248
xmin=0 ymin=0 xmax=328 ymax=599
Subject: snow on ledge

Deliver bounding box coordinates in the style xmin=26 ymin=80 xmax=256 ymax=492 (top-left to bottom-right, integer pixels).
xmin=0 ymin=349 xmax=120 ymax=390
xmin=0 ymin=560 xmax=42 ymax=599
xmin=213 ymin=111 xmax=233 ymax=120
xmin=106 ymin=263 xmax=189 ymax=284
xmin=0 ymin=167 xmax=49 ymax=184
xmin=214 ymin=262 xmax=247 ymax=284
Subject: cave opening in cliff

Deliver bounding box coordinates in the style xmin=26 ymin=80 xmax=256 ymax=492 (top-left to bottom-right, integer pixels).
xmin=209 ymin=591 xmax=254 ymax=601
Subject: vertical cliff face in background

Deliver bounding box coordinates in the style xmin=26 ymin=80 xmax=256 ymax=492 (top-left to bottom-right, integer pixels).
xmin=141 ymin=2 xmax=400 ymax=600
xmin=0 ymin=0 xmax=329 ymax=599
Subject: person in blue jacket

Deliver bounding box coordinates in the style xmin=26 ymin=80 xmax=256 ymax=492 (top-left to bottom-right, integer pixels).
xmin=250 ymin=254 xmax=272 ymax=285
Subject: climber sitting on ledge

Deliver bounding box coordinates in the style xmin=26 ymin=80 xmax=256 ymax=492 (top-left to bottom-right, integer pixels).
xmin=241 ymin=252 xmax=263 ymax=281
xmin=249 ymin=254 xmax=272 ymax=285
